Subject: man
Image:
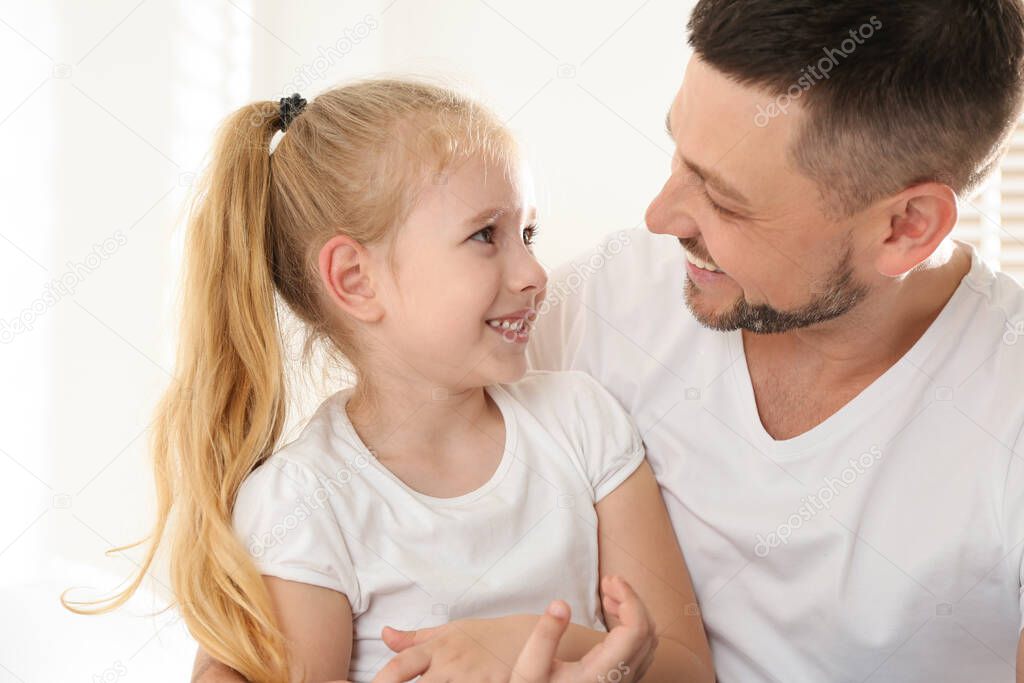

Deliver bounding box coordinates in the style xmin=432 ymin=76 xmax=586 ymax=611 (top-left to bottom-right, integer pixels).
xmin=525 ymin=0 xmax=1024 ymax=681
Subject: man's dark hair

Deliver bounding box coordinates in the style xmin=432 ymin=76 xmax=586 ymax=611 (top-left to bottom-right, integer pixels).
xmin=688 ymin=0 xmax=1024 ymax=216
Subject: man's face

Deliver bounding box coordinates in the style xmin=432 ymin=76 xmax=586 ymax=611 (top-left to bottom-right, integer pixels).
xmin=645 ymin=58 xmax=873 ymax=334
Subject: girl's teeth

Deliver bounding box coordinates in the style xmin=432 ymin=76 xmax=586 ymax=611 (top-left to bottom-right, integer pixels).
xmin=487 ymin=319 xmax=525 ymax=332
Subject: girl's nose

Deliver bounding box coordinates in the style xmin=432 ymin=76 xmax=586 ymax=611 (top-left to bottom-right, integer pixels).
xmin=508 ymin=245 xmax=548 ymax=296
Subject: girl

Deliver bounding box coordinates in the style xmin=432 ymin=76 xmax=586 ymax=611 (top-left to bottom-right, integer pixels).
xmin=66 ymin=78 xmax=713 ymax=683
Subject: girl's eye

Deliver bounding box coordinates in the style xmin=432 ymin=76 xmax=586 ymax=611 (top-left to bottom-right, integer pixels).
xmin=470 ymin=225 xmax=496 ymax=243
xmin=523 ymin=224 xmax=539 ymax=247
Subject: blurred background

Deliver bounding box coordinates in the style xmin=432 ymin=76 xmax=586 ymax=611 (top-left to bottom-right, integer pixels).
xmin=1 ymin=1 xmax=1022 ymax=681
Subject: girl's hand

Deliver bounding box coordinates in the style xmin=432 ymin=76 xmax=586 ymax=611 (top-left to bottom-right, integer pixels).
xmin=511 ymin=575 xmax=657 ymax=683
xmin=374 ymin=614 xmax=529 ymax=682
xmin=372 ymin=575 xmax=656 ymax=683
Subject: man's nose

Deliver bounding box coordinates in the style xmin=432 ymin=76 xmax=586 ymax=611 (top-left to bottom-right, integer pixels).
xmin=645 ymin=172 xmax=699 ymax=239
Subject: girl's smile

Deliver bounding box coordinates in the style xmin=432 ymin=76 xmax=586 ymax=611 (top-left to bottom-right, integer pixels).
xmin=485 ymin=308 xmax=537 ymax=344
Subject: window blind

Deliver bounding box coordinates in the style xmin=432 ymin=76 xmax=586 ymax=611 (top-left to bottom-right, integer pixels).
xmin=953 ymin=120 xmax=1024 ymax=282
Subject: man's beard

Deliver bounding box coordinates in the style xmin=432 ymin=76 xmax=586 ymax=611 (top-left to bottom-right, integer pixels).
xmin=680 ymin=238 xmax=870 ymax=334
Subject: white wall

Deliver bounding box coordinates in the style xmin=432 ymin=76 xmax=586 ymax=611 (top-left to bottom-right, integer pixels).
xmin=0 ymin=1 xmax=695 ymax=680
xmin=250 ymin=0 xmax=693 ymax=271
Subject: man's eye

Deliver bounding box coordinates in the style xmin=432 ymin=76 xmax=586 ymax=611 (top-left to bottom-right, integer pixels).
xmin=700 ymin=186 xmax=738 ymax=219
xmin=470 ymin=226 xmax=495 ymax=243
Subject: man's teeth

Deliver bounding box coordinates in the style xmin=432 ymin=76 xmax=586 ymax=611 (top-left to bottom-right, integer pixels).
xmin=684 ymin=249 xmax=721 ymax=273
xmin=487 ymin=318 xmax=528 ymax=332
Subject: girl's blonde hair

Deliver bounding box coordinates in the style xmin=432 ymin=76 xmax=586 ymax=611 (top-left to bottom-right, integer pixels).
xmin=62 ymin=77 xmax=519 ymax=683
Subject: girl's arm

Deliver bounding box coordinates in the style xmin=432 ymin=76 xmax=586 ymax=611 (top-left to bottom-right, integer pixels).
xmin=191 ymin=649 xmax=245 ymax=682
xmin=379 ymin=602 xmax=652 ymax=672
xmin=192 ymin=576 xmax=354 ymax=683
xmin=594 ymin=459 xmax=714 ymax=682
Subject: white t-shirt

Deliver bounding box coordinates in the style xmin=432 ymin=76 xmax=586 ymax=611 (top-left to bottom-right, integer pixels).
xmin=526 ymin=228 xmax=1024 ymax=683
xmin=232 ymin=370 xmax=645 ymax=682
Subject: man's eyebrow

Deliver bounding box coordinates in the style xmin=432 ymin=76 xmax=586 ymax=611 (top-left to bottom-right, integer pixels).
xmin=665 ymin=107 xmax=751 ymax=207
xmin=684 ymin=159 xmax=752 ymax=208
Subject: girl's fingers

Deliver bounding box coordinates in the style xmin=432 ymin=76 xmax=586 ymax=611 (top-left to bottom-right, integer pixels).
xmin=510 ymin=600 xmax=572 ymax=682
xmin=381 ymin=625 xmax=441 ymax=653
xmin=371 ymin=647 xmax=433 ymax=683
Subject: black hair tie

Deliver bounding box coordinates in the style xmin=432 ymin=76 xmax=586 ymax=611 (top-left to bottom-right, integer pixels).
xmin=277 ymin=93 xmax=307 ymax=131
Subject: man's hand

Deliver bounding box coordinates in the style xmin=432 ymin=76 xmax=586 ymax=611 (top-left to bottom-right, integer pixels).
xmin=510 ymin=576 xmax=657 ymax=683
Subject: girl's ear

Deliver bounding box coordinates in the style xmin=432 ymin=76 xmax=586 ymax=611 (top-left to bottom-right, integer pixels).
xmin=318 ymin=234 xmax=385 ymax=322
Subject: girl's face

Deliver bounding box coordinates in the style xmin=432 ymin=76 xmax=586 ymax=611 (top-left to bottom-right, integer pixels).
xmin=373 ymin=153 xmax=547 ymax=389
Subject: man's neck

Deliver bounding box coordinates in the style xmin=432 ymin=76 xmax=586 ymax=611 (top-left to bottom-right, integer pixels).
xmin=743 ymin=241 xmax=973 ymax=384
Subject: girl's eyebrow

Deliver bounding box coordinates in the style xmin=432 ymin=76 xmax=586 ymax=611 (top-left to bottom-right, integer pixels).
xmin=465 ymin=207 xmax=507 ymax=225
xmin=464 ymin=206 xmax=538 ymax=225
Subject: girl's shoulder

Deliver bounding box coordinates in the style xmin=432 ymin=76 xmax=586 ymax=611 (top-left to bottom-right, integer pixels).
xmin=239 ymin=388 xmax=368 ymax=498
xmin=231 ymin=393 xmax=365 ymax=605
xmin=497 ymin=370 xmax=646 ymax=503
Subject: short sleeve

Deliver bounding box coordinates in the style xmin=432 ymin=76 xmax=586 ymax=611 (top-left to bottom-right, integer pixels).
xmin=232 ymin=457 xmax=361 ymax=606
xmin=567 ymin=371 xmax=647 ymax=502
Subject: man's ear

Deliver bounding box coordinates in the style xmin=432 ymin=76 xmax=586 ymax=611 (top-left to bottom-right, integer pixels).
xmin=874 ymin=182 xmax=958 ymax=278
xmin=318 ymin=234 xmax=385 ymax=323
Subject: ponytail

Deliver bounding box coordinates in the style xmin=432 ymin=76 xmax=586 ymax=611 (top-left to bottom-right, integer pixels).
xmin=63 ymin=100 xmax=293 ymax=682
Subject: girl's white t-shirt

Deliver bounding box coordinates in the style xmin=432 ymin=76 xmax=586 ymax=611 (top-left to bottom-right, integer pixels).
xmin=232 ymin=370 xmax=645 ymax=682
